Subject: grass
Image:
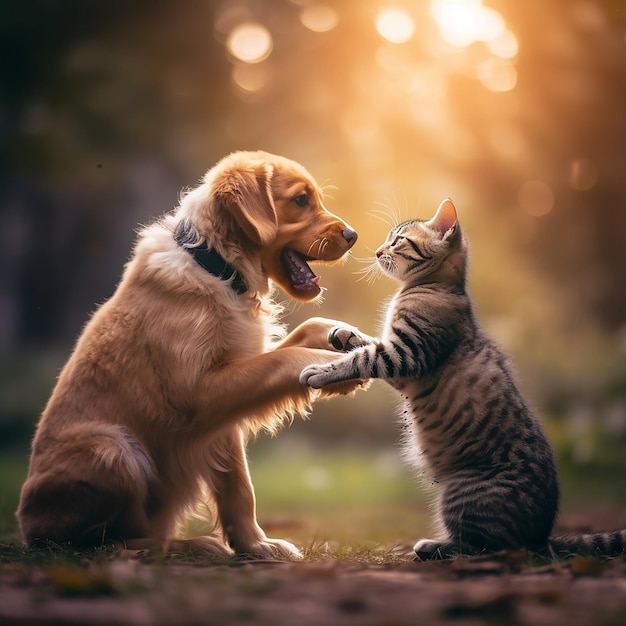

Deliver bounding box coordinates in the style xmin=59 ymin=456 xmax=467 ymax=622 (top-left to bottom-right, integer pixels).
xmin=2 ymin=435 xmax=626 ymax=559
xmin=248 ymin=439 xmax=431 ymax=547
xmin=0 ymin=447 xmax=28 ymax=542
xmin=1 ymin=439 xmax=626 ymax=626
xmin=0 ymin=439 xmax=429 ymax=549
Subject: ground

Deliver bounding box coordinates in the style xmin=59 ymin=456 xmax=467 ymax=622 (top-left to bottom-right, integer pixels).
xmin=1 ymin=546 xmax=626 ymax=626
xmin=2 ymin=445 xmax=626 ymax=625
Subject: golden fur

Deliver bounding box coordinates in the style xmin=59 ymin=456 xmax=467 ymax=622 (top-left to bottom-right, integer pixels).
xmin=17 ymin=150 xmax=362 ymax=558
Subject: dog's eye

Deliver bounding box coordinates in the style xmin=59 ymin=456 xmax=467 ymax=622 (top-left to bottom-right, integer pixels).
xmin=293 ymin=194 xmax=308 ymax=208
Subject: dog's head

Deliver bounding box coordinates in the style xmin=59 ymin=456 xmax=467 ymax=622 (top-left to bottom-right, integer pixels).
xmin=182 ymin=150 xmax=357 ymax=301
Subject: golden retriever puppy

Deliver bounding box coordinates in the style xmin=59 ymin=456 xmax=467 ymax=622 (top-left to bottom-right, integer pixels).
xmin=17 ymin=150 xmax=362 ymax=558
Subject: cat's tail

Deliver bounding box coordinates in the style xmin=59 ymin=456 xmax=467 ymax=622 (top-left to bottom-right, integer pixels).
xmin=547 ymin=529 xmax=626 ymax=557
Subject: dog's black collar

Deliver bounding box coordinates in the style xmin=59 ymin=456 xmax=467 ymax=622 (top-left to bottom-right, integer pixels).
xmin=173 ymin=227 xmax=248 ymax=295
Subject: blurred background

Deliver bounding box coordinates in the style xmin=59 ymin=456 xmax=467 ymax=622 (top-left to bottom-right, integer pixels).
xmin=1 ymin=0 xmax=626 ymax=545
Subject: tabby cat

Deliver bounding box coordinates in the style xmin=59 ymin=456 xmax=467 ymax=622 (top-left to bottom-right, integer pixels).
xmin=301 ymin=199 xmax=626 ymax=559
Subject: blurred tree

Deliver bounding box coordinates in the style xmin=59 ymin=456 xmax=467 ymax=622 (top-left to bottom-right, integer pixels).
xmin=1 ymin=1 xmax=625 ymax=425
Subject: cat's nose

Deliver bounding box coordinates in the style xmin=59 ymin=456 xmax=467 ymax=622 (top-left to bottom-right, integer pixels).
xmin=342 ymin=227 xmax=358 ymax=247
xmin=376 ymin=248 xmax=383 ymax=258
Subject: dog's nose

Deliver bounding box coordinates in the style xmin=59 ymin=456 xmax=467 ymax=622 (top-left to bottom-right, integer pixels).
xmin=342 ymin=228 xmax=358 ymax=247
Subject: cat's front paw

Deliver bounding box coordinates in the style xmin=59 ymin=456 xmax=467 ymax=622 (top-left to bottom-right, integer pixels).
xmin=413 ymin=538 xmax=458 ymax=561
xmin=328 ymin=326 xmax=372 ymax=352
xmin=300 ymin=363 xmax=338 ymax=389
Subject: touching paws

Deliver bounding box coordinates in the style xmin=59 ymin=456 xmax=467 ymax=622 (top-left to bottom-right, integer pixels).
xmin=300 ymin=362 xmax=340 ymax=389
xmin=328 ymin=326 xmax=372 ymax=352
xmin=300 ymin=325 xmax=373 ymax=389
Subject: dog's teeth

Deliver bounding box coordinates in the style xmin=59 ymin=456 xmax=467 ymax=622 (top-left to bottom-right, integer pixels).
xmin=281 ymin=247 xmax=320 ymax=291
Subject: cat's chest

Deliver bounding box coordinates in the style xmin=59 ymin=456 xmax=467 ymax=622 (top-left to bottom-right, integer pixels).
xmin=403 ymin=346 xmax=482 ymax=409
xmin=381 ymin=294 xmax=404 ymax=343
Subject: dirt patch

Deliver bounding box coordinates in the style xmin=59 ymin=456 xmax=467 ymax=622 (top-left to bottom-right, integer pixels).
xmin=2 ymin=550 xmax=626 ymax=626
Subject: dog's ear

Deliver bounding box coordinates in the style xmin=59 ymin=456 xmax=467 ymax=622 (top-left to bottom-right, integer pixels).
xmin=213 ymin=163 xmax=278 ymax=246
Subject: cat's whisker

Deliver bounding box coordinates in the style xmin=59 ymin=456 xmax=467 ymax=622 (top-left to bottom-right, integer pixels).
xmin=389 ymin=191 xmax=404 ymax=226
xmin=374 ymin=195 xmax=404 ymax=227
xmin=368 ymin=208 xmax=397 ymax=228
xmin=353 ymin=263 xmax=377 ymax=275
xmin=354 ymin=262 xmax=382 ymax=284
xmin=351 ymin=254 xmax=377 ymax=265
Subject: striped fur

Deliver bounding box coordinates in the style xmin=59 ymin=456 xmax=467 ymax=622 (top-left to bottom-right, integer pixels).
xmin=301 ymin=199 xmax=626 ymax=559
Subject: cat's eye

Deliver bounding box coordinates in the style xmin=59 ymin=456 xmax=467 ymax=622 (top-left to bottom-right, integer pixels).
xmin=293 ymin=193 xmax=308 ymax=208
xmin=391 ymin=235 xmax=404 ymax=246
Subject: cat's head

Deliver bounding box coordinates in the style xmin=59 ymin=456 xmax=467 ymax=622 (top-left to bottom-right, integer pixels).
xmin=375 ymin=199 xmax=467 ymax=288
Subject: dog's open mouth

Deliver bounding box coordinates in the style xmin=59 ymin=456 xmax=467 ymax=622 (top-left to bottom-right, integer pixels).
xmin=281 ymin=248 xmax=321 ymax=293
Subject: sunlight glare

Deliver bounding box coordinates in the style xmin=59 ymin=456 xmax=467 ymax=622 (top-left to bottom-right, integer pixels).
xmin=300 ymin=5 xmax=339 ymax=32
xmin=430 ymin=0 xmax=505 ymax=47
xmin=487 ymin=29 xmax=519 ymax=59
xmin=376 ymin=9 xmax=415 ymax=44
xmin=226 ymin=22 xmax=273 ymax=63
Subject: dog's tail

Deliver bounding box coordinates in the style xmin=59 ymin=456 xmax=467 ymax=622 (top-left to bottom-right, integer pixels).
xmin=548 ymin=529 xmax=626 ymax=557
xmin=18 ymin=423 xmax=156 ymax=547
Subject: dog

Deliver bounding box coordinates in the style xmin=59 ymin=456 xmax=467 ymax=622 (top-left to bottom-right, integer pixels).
xmin=17 ymin=150 xmax=363 ymax=558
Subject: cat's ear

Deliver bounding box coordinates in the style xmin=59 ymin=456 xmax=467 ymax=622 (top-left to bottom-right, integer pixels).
xmin=427 ymin=199 xmax=458 ymax=239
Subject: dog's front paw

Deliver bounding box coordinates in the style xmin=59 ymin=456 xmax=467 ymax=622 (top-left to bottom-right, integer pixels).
xmin=237 ymin=537 xmax=302 ymax=561
xmin=300 ymin=363 xmax=337 ymax=389
xmin=318 ymin=378 xmax=371 ymax=397
xmin=328 ymin=326 xmax=371 ymax=352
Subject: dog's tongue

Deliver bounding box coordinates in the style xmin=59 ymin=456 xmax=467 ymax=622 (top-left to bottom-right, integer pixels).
xmin=282 ymin=248 xmax=321 ymax=291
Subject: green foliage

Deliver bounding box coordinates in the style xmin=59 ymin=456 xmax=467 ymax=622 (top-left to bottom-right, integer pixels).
xmin=0 ymin=451 xmax=28 ymax=541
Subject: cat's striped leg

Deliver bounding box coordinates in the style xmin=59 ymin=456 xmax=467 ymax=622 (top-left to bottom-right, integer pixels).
xmin=300 ymin=327 xmax=378 ymax=388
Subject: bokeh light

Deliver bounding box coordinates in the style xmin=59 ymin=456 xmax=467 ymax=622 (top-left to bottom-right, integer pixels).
xmin=5 ymin=2 xmax=626 ymax=458
xmin=430 ymin=0 xmax=506 ymax=47
xmin=478 ymin=58 xmax=517 ymax=92
xmin=487 ymin=29 xmax=519 ymax=59
xmin=226 ymin=22 xmax=273 ymax=63
xmin=231 ymin=64 xmax=271 ymax=94
xmin=299 ymin=5 xmax=338 ymax=33
xmin=569 ymin=158 xmax=599 ymax=191
xmin=375 ymin=9 xmax=415 ymax=44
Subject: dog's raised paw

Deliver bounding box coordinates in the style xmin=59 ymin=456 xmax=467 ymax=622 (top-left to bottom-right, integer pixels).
xmin=328 ymin=327 xmax=369 ymax=352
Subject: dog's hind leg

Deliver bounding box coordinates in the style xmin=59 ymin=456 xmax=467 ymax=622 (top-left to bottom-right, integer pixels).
xmin=17 ymin=423 xmax=155 ymax=547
